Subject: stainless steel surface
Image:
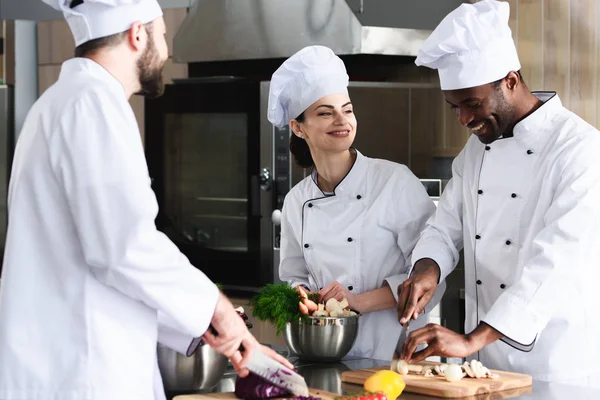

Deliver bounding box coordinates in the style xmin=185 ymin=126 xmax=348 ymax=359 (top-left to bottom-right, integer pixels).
xmin=245 ymin=350 xmax=309 ymax=397
xmin=182 ymin=356 xmax=600 ymax=400
xmin=157 ymin=343 xmax=228 ymax=391
xmin=283 ymin=316 xmax=359 ymax=362
xmin=173 ymin=0 xmax=433 ymax=63
xmin=259 ymin=81 xmax=278 ymax=287
xmin=0 ymin=85 xmax=14 ymax=275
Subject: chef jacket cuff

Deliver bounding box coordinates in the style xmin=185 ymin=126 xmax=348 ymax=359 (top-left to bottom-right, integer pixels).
xmin=410 ymin=244 xmax=455 ymax=283
xmin=384 ymin=273 xmax=409 ymax=302
xmin=290 ymin=281 xmax=311 ymax=291
xmin=158 ymin=323 xmax=199 ymax=356
xmin=481 ymin=295 xmax=540 ymax=352
xmin=385 ymin=274 xmax=446 ymax=315
xmin=424 ymin=279 xmax=446 ymax=314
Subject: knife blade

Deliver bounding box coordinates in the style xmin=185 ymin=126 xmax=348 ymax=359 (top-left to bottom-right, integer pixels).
xmin=245 ymin=347 xmax=310 ymax=397
xmin=390 ymin=321 xmax=410 ymax=372
xmin=200 ymin=324 xmax=309 ymax=397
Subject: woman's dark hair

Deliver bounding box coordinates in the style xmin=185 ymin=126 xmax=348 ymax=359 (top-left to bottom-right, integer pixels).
xmin=290 ymin=112 xmax=315 ymax=168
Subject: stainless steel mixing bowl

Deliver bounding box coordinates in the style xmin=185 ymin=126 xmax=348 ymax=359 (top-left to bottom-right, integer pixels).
xmin=283 ymin=315 xmax=359 ymax=361
xmin=157 ymin=342 xmax=228 ymax=391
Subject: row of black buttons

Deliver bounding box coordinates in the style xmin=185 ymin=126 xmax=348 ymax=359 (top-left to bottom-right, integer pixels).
xmin=485 ymin=146 xmax=534 ymax=155
xmin=308 ymin=195 xmax=362 ymax=208
xmin=319 ymin=286 xmax=354 ymax=291
xmin=475 ymin=235 xmax=512 ymax=245
xmin=477 ymin=190 xmax=519 ymax=198
xmin=476 ymin=280 xmax=506 ymax=289
xmin=304 ymin=238 xmax=354 ymax=248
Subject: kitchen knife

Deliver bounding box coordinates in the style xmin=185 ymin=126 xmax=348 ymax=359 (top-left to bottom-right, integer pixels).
xmin=199 ymin=324 xmax=309 ymax=397
xmin=244 ymin=346 xmax=310 ymax=397
xmin=390 ymin=321 xmax=410 ymax=372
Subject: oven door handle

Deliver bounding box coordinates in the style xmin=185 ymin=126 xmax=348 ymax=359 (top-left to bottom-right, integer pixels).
xmin=250 ymin=175 xmax=261 ymax=217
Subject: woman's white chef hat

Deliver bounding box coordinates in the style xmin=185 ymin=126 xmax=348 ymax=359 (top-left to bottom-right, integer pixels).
xmin=268 ymin=45 xmax=349 ymax=128
xmin=415 ymin=0 xmax=521 ymax=90
xmin=41 ymin=0 xmax=163 ymax=47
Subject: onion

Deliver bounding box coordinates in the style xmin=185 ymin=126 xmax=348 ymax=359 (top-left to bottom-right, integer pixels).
xmin=444 ymin=364 xmax=464 ymax=382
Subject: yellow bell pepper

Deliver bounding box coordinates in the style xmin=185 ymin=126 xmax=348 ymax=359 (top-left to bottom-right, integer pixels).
xmin=364 ymin=370 xmax=406 ymax=400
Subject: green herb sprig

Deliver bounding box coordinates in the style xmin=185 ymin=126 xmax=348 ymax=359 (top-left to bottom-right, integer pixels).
xmin=249 ymin=283 xmax=306 ymax=335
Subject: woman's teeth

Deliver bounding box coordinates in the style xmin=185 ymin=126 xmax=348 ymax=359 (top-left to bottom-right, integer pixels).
xmin=472 ymin=122 xmax=485 ymax=132
xmin=328 ymin=130 xmax=350 ymax=136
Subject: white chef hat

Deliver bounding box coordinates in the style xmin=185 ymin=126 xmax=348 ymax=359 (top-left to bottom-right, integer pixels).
xmin=415 ymin=0 xmax=521 ymax=91
xmin=41 ymin=0 xmax=163 ymax=47
xmin=268 ymin=45 xmax=349 ymax=128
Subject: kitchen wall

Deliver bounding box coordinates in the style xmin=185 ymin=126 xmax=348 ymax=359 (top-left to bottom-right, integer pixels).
xmin=496 ymin=0 xmax=599 ymax=125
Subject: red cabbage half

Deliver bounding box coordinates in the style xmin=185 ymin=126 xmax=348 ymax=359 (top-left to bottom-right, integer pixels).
xmin=234 ymin=372 xmax=291 ymax=399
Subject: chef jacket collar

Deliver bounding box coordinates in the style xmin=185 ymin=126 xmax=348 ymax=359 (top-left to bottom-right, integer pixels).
xmin=506 ymin=92 xmax=561 ymax=154
xmin=310 ymin=148 xmax=368 ymax=198
xmin=59 ymin=57 xmax=127 ymax=97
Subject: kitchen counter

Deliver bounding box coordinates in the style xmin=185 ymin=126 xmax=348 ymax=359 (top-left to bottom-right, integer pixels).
xmin=167 ymin=356 xmax=600 ymax=400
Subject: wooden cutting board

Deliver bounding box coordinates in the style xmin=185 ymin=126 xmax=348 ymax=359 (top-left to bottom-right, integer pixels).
xmin=341 ymin=364 xmax=532 ymax=399
xmin=174 ymin=388 xmax=339 ymax=400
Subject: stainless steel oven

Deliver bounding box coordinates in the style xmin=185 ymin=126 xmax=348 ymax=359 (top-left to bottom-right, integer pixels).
xmin=145 ymin=79 xmax=442 ymax=293
xmin=0 ymin=85 xmax=14 ymax=276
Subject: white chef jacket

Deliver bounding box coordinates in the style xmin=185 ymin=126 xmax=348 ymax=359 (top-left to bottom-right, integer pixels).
xmin=0 ymin=58 xmax=219 ymax=400
xmin=280 ymin=150 xmax=446 ymax=361
xmin=412 ymin=93 xmax=600 ymax=385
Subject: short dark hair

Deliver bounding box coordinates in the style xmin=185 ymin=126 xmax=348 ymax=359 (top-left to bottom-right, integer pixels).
xmin=74 ymin=32 xmax=128 ymax=58
xmin=289 ymin=112 xmax=315 ymax=169
xmin=72 ymin=5 xmax=154 ymax=58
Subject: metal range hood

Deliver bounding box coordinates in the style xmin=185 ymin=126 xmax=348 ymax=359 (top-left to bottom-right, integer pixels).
xmin=172 ymin=0 xmax=464 ymax=63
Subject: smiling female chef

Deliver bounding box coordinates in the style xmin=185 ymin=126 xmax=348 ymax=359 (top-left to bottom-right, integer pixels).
xmin=268 ymin=45 xmax=446 ymax=361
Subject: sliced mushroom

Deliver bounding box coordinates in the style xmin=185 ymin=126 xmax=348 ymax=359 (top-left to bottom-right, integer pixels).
xmin=339 ymin=298 xmax=349 ymax=309
xmin=325 ymin=298 xmax=344 ymax=315
xmin=395 ymin=360 xmax=409 ymax=376
xmin=444 ymin=364 xmax=464 ymax=382
xmin=462 ymin=361 xmax=475 ymax=378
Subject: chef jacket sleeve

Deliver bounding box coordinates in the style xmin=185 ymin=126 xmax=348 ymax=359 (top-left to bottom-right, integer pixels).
xmin=49 ymin=91 xmax=219 ymax=339
xmin=157 ymin=311 xmax=202 ymax=356
xmin=279 ymin=196 xmax=311 ymax=290
xmin=410 ymin=149 xmax=465 ymax=283
xmin=482 ymin=135 xmax=600 ymax=349
xmin=384 ymin=167 xmax=446 ymax=312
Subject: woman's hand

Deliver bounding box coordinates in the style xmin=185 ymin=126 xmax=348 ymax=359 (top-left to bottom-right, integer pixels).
xmin=318 ymin=281 xmax=357 ymax=310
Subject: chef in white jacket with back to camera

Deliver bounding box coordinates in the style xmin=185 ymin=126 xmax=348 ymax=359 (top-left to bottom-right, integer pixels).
xmin=397 ymin=0 xmax=600 ymax=388
xmin=0 ymin=1 xmax=292 ymax=399
xmin=269 ymin=45 xmax=446 ymax=361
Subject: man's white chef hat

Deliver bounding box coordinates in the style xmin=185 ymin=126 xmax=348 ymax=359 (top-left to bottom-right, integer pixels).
xmin=268 ymin=45 xmax=349 ymax=128
xmin=41 ymin=0 xmax=163 ymax=47
xmin=415 ymin=0 xmax=521 ymax=91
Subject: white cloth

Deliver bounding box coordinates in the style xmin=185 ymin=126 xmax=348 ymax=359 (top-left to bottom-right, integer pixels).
xmin=41 ymin=0 xmax=163 ymax=46
xmin=0 ymin=57 xmax=219 ymax=400
xmin=268 ymin=45 xmax=349 ymax=128
xmin=415 ymin=0 xmax=521 ymax=90
xmin=411 ymin=93 xmax=600 ymax=385
xmin=279 ymin=150 xmax=446 ymax=361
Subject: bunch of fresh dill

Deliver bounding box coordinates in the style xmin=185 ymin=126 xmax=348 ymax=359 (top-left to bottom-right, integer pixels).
xmin=249 ymin=283 xmax=306 ymax=335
